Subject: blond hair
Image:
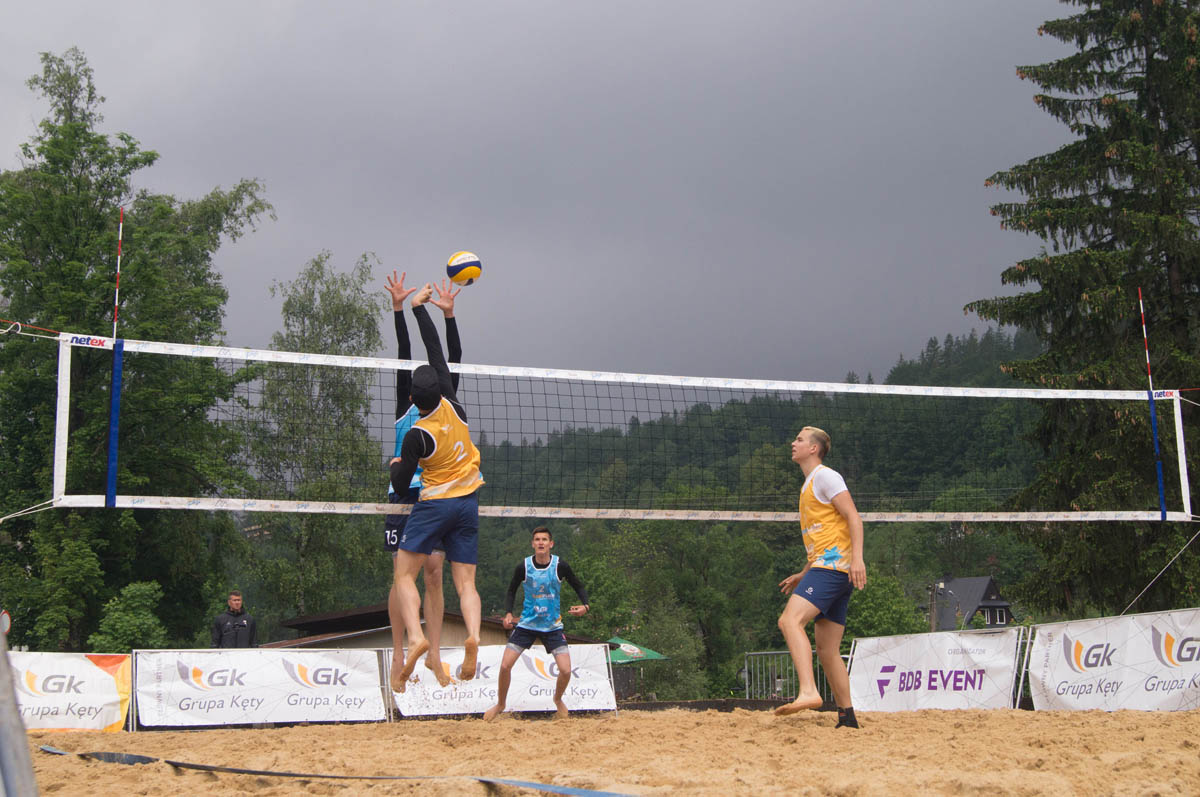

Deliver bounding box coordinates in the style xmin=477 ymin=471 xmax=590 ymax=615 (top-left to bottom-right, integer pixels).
xmin=801 ymin=426 xmax=831 ymax=459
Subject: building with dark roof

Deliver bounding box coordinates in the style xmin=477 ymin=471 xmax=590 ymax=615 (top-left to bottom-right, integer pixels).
xmin=931 ymin=576 xmax=1013 ymax=631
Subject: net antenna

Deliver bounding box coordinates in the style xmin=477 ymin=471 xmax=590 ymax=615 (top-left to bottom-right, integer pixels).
xmin=36 ymin=330 xmax=1194 ymax=524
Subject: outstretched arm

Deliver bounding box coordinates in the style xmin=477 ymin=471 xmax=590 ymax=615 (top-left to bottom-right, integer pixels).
xmin=385 ymin=271 xmax=417 ymax=419
xmin=431 ymin=280 xmax=464 ymax=394
xmin=411 ymin=292 xmax=456 ymax=402
xmin=559 ymin=561 xmax=591 ymax=615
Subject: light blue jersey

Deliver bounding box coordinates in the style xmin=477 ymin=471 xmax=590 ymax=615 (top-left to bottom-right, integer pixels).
xmin=519 ymin=554 xmax=563 ymax=632
xmin=388 ymin=404 xmax=423 ymax=495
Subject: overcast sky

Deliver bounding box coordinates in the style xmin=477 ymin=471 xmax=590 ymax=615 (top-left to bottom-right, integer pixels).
xmin=2 ymin=1 xmax=1071 ymax=383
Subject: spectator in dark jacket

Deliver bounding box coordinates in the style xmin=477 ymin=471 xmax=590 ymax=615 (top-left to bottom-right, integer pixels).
xmin=211 ymin=590 xmax=257 ymax=648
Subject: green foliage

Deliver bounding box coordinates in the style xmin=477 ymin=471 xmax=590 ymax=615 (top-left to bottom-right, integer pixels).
xmin=0 ymin=49 xmax=272 ymax=650
xmin=237 ymin=252 xmax=392 ymax=638
xmin=844 ymin=575 xmax=929 ymax=649
xmin=966 ymin=1 xmax=1200 ymax=614
xmin=88 ymin=581 xmax=169 ymax=653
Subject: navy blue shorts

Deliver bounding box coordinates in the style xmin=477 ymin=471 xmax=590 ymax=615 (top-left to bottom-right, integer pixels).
xmin=793 ymin=567 xmax=854 ymax=626
xmin=507 ymin=625 xmax=569 ymax=656
xmin=384 ymin=488 xmax=420 ymax=551
xmin=399 ymin=492 xmax=479 ymax=564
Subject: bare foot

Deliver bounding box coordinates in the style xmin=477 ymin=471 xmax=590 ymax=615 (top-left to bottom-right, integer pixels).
xmin=482 ymin=703 xmax=505 ymax=721
xmin=391 ymin=639 xmax=430 ymax=693
xmin=554 ymin=697 xmax=568 ymax=719
xmin=774 ymin=694 xmax=823 ymax=716
xmin=460 ymin=637 xmax=479 ymax=681
xmin=424 ymin=656 xmax=454 ymax=687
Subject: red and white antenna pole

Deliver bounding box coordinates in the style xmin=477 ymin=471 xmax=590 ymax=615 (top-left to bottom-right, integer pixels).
xmin=112 ymin=206 xmax=124 ymax=338
xmin=1138 ymin=287 xmax=1154 ymax=393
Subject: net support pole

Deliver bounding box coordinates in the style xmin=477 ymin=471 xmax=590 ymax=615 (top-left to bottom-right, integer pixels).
xmin=1173 ymin=394 xmax=1192 ymax=518
xmin=0 ymin=629 xmax=39 ymax=797
xmin=52 ymin=338 xmax=72 ymax=501
xmin=105 ymin=340 xmax=125 ymax=508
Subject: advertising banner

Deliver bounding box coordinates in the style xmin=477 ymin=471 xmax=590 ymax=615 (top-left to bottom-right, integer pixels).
xmin=10 ymin=652 xmax=131 ymax=731
xmin=134 ymin=649 xmax=386 ymax=726
xmin=392 ymin=643 xmax=616 ymax=716
xmin=848 ymin=628 xmax=1021 ymax=711
xmin=1028 ymin=608 xmax=1200 ymax=711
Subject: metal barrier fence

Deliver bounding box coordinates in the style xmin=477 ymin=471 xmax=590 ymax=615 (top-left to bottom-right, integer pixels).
xmin=743 ymin=650 xmax=847 ymax=704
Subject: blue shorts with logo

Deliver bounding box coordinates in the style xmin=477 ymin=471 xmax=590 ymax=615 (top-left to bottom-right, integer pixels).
xmin=793 ymin=567 xmax=854 ymax=626
xmin=507 ymin=625 xmax=569 ymax=656
xmin=399 ymin=492 xmax=479 ymax=564
xmin=384 ymin=488 xmax=420 ymax=550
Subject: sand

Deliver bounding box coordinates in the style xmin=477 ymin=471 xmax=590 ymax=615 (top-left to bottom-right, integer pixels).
xmin=27 ymin=708 xmax=1200 ymax=795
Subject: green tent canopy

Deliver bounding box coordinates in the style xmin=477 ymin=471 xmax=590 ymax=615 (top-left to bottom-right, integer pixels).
xmin=607 ymin=637 xmax=667 ymax=664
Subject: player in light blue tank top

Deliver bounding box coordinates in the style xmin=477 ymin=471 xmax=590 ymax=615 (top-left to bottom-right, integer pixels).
xmin=520 ymin=553 xmax=563 ymax=632
xmin=389 ymin=405 xmax=423 ymax=494
xmin=483 ymin=527 xmax=591 ymax=721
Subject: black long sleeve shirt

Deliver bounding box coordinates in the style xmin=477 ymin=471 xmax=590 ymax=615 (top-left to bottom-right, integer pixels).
xmin=394 ymin=308 xmax=460 ymax=420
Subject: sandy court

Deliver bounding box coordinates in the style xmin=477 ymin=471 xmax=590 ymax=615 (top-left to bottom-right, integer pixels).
xmin=26 ymin=708 xmax=1200 ymax=795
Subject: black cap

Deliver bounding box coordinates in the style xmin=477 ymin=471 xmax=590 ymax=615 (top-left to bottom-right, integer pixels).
xmin=410 ymin=365 xmax=441 ymax=411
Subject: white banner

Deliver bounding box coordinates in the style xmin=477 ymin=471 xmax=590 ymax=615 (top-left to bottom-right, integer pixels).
xmin=134 ymin=649 xmax=387 ymax=726
xmin=392 ymin=644 xmax=616 ymax=716
xmin=849 ymin=629 xmax=1021 ymax=711
xmin=10 ymin=652 xmax=131 ymax=731
xmin=1028 ymin=608 xmax=1200 ymax=711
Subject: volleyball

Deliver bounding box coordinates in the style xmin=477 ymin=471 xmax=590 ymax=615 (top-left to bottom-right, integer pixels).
xmin=446 ymin=251 xmax=482 ymax=286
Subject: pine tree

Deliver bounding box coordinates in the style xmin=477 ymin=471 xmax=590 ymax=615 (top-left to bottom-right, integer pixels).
xmin=966 ymin=1 xmax=1200 ymax=614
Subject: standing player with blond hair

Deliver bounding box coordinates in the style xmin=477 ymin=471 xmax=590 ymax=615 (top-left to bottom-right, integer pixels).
xmin=775 ymin=426 xmax=866 ymax=728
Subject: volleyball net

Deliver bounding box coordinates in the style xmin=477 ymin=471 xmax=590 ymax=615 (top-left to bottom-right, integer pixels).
xmin=43 ymin=330 xmax=1195 ymax=522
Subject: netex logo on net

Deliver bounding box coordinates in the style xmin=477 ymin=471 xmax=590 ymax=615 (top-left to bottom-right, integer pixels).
xmin=69 ymin=335 xmax=110 ymax=348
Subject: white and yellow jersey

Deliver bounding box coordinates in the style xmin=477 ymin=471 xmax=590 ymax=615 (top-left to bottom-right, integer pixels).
xmin=799 ymin=464 xmax=852 ymax=572
xmin=412 ymin=398 xmax=484 ymax=500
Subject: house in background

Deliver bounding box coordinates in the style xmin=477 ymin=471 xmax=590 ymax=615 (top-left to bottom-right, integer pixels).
xmin=931 ymin=576 xmax=1013 ymax=631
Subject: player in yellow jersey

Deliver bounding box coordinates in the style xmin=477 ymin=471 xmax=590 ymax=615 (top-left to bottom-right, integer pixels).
xmin=774 ymin=426 xmax=866 ymax=728
xmin=388 ymin=283 xmax=485 ymax=693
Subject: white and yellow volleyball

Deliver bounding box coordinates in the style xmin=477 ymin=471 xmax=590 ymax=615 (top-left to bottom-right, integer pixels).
xmin=446 ymin=251 xmax=482 ymax=286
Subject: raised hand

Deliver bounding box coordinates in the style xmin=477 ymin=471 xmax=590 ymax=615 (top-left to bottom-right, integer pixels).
xmin=385 ymin=270 xmax=418 ymax=310
xmin=411 ymin=282 xmax=433 ymax=308
xmin=430 ymin=279 xmax=462 ymax=317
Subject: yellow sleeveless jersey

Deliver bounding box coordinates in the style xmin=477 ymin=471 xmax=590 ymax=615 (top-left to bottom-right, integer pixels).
xmin=413 ymin=398 xmax=484 ymax=500
xmin=799 ymin=465 xmax=852 ymax=573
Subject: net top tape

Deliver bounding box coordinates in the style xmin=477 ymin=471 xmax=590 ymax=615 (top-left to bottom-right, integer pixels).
xmin=59 ymin=332 xmax=1161 ymax=402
